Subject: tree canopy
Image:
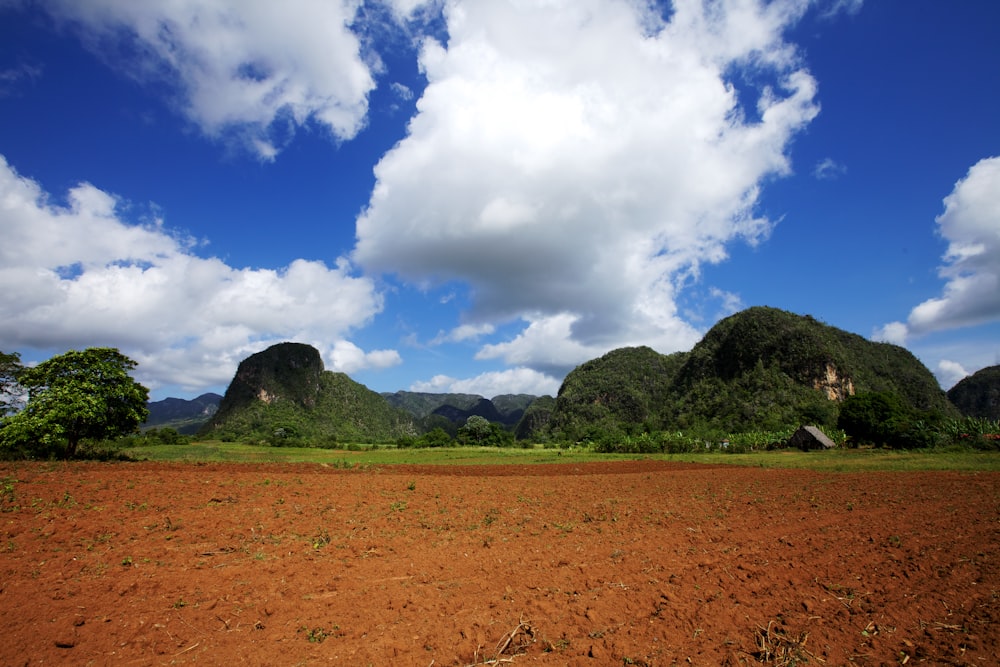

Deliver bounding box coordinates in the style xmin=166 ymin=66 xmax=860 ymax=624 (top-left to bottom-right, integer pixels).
xmin=0 ymin=348 xmax=149 ymax=459
xmin=0 ymin=351 xmax=22 ymax=417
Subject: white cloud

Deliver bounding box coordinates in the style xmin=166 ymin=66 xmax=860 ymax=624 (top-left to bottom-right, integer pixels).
xmin=39 ymin=0 xmax=376 ymax=159
xmin=813 ymin=157 xmax=846 ymax=180
xmin=708 ymin=287 xmax=744 ymax=318
xmin=872 ymin=321 xmax=908 ymax=345
xmin=390 ymin=81 xmax=414 ymax=100
xmin=354 ymin=0 xmax=820 ymax=377
xmin=0 ymin=154 xmax=389 ymax=394
xmin=821 ymin=0 xmax=864 ymax=19
xmin=429 ymin=322 xmax=496 ymax=345
xmin=410 ymin=367 xmax=560 ymax=397
xmin=0 ymin=60 xmax=43 ymax=96
xmin=936 ymin=359 xmax=969 ymax=390
xmin=325 ymin=340 xmax=402 ymax=375
xmin=882 ymin=156 xmax=1000 ymax=341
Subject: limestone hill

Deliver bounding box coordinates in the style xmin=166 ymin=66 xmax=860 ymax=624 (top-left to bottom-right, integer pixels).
xmin=545 ymin=306 xmax=956 ymax=439
xmin=201 ymin=342 xmax=414 ymax=444
xmin=948 ymin=365 xmax=1000 ymax=419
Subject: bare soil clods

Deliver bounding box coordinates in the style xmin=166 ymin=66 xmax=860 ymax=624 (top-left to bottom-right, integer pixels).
xmin=1 ymin=460 xmax=998 ymax=665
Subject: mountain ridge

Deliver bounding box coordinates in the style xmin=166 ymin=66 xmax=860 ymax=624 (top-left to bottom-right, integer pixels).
xmin=145 ymin=307 xmax=983 ymax=443
xmin=546 ymin=306 xmax=958 ymax=440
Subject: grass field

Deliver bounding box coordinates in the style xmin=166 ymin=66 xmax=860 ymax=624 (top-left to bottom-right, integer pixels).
xmin=121 ymin=440 xmax=1000 ymax=471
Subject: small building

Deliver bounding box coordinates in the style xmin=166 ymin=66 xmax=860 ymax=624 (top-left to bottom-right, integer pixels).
xmin=789 ymin=425 xmax=837 ymax=450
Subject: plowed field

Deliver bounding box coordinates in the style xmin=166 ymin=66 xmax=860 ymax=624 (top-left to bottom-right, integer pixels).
xmin=1 ymin=460 xmax=998 ymax=665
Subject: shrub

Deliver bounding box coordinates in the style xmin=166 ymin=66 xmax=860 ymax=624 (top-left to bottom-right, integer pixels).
xmin=837 ymin=391 xmax=944 ymax=449
xmin=417 ymin=427 xmax=452 ymax=448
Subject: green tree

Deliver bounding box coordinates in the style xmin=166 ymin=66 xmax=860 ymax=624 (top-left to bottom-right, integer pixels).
xmin=0 ymin=351 xmax=23 ymax=416
xmin=837 ymin=391 xmax=941 ymax=449
xmin=0 ymin=348 xmax=149 ymax=459
xmin=458 ymin=415 xmax=492 ymax=445
xmin=417 ymin=427 xmax=452 ymax=448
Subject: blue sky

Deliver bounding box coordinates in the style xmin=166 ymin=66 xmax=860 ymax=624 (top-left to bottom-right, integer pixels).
xmin=1 ymin=0 xmax=998 ymax=401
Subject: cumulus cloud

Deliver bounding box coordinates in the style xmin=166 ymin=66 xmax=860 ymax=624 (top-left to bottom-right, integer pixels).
xmin=936 ymin=360 xmax=969 ymax=390
xmin=410 ymin=367 xmax=560 ymax=397
xmin=872 ymin=321 xmax=908 ymax=346
xmin=878 ymin=156 xmax=1000 ymax=344
xmin=0 ymin=155 xmax=390 ymax=393
xmin=354 ymin=0 xmax=820 ymax=376
xmin=325 ymin=340 xmax=401 ymax=375
xmin=37 ymin=0 xmax=376 ymax=159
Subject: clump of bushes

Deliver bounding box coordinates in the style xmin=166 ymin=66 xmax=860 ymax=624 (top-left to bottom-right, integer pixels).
xmin=837 ymin=391 xmax=947 ymax=449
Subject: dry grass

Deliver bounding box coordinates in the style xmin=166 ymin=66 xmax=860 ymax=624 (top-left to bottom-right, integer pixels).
xmin=749 ymin=621 xmax=821 ymax=665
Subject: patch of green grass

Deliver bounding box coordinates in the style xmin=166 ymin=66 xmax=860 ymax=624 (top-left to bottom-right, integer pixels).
xmin=117 ymin=440 xmax=1000 ymax=471
xmin=664 ymin=448 xmax=1000 ymax=472
xmin=124 ymin=441 xmax=606 ymax=465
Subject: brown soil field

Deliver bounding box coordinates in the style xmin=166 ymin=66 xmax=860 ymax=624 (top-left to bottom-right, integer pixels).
xmin=1 ymin=460 xmax=998 ymax=666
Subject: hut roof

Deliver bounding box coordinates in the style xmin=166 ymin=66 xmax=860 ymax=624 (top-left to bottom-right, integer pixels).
xmin=790 ymin=425 xmax=836 ymax=450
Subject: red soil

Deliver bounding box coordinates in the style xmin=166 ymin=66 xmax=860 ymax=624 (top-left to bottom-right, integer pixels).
xmin=1 ymin=460 xmax=998 ymax=665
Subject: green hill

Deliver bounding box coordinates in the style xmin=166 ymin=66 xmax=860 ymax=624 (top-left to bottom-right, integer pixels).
xmin=201 ymin=343 xmax=415 ymax=444
xmin=948 ymin=365 xmax=1000 ymax=419
xmin=514 ymin=395 xmax=556 ymax=440
xmin=384 ymin=391 xmax=538 ymax=429
xmin=548 ymin=346 xmax=687 ymax=439
xmin=548 ymin=306 xmax=956 ymax=439
xmin=381 ymin=391 xmax=483 ymax=418
xmin=144 ymin=393 xmax=221 ymax=434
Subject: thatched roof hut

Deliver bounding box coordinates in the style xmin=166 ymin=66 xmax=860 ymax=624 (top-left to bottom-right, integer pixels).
xmin=789 ymin=425 xmax=836 ymax=450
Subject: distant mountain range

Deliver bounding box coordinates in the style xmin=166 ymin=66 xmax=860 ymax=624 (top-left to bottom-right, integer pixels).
xmin=381 ymin=391 xmax=536 ymax=428
xmin=143 ymin=392 xmax=222 ymax=434
xmin=145 ymin=307 xmax=994 ymax=442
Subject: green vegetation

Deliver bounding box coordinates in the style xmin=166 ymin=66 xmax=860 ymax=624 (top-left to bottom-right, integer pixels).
xmin=124 ymin=441 xmax=598 ymax=465
xmin=456 ymin=415 xmax=514 ymax=447
xmin=202 ymin=343 xmax=415 ymax=445
xmin=119 ymin=439 xmax=1000 ymax=471
xmin=550 ymin=346 xmax=685 ymax=441
xmin=837 ymin=391 xmax=945 ymax=448
xmin=382 ymin=391 xmax=483 ymax=418
xmin=0 ymin=351 xmax=22 ymax=416
xmin=6 ymin=308 xmax=995 ymax=465
xmin=0 ymin=348 xmax=149 ymax=459
xmin=143 ymin=393 xmax=220 ymax=434
xmin=514 ymin=395 xmax=555 ymax=440
xmin=948 ymin=364 xmax=1000 ymax=419
xmin=547 ymin=307 xmax=957 ymax=443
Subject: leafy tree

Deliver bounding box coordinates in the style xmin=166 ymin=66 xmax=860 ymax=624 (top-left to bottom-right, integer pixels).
xmin=837 ymin=392 xmax=905 ymax=446
xmin=837 ymin=391 xmax=943 ymax=449
xmin=458 ymin=415 xmax=492 ymax=445
xmin=455 ymin=416 xmax=515 ymax=447
xmin=0 ymin=348 xmax=149 ymax=459
xmin=417 ymin=427 xmax=452 ymax=448
xmin=484 ymin=422 xmax=515 ymax=448
xmin=1 ymin=351 xmax=23 ymax=416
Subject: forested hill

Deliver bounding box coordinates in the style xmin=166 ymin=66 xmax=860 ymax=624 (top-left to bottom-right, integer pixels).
xmin=383 ymin=391 xmax=536 ymax=426
xmin=144 ymin=393 xmax=221 ymax=434
xmin=546 ymin=306 xmax=957 ymax=439
xmin=201 ymin=343 xmax=415 ymax=444
xmin=948 ymin=365 xmax=1000 ymax=419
